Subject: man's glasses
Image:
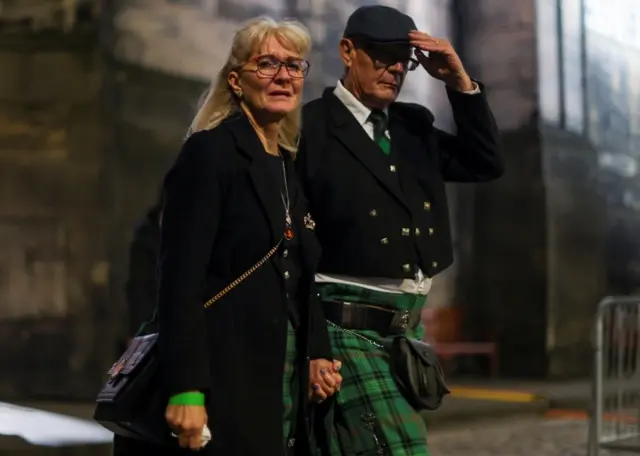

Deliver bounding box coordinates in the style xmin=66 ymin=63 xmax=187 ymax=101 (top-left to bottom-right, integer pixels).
xmin=380 ymin=56 xmax=419 ymax=71
xmin=250 ymin=55 xmax=311 ymax=79
xmin=353 ymin=39 xmax=420 ymax=71
xmin=404 ymin=58 xmax=420 ymax=72
xmin=367 ymin=48 xmax=420 ymax=72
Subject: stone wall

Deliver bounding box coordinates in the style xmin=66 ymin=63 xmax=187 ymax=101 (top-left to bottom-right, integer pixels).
xmin=105 ymin=63 xmax=206 ymax=346
xmin=0 ymin=0 xmax=207 ymax=400
xmin=0 ymin=28 xmax=114 ymax=398
xmin=454 ymin=0 xmax=624 ymax=378
xmin=452 ymin=0 xmax=550 ymax=377
xmin=542 ymin=126 xmax=607 ymax=378
xmin=0 ymin=0 xmax=97 ymax=33
xmin=584 ymin=0 xmax=640 ymax=296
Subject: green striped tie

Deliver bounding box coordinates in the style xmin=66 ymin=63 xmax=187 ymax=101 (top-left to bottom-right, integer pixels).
xmin=369 ymin=109 xmax=390 ymax=156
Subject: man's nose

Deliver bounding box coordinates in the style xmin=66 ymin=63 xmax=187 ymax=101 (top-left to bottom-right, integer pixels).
xmin=388 ymin=60 xmax=406 ymax=73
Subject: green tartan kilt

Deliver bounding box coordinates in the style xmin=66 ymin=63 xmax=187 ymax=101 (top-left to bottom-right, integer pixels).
xmin=319 ymin=284 xmax=430 ymax=456
xmin=282 ymin=322 xmax=298 ymax=447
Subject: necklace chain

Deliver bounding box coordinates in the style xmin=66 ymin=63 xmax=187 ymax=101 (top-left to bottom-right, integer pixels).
xmin=254 ymin=126 xmax=290 ymax=228
xmin=279 ymin=154 xmax=291 ymax=223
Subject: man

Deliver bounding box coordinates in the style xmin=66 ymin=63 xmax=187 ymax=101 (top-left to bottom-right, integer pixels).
xmin=296 ymin=5 xmax=503 ymax=455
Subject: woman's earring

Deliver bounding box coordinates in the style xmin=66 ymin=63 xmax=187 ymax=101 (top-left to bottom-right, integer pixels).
xmin=235 ymin=89 xmax=243 ymax=98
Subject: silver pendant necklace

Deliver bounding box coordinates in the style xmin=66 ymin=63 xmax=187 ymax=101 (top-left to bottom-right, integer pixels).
xmin=280 ymin=154 xmax=293 ymax=240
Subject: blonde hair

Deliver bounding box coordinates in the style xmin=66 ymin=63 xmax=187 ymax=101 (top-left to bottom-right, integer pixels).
xmin=187 ymin=16 xmax=311 ymax=154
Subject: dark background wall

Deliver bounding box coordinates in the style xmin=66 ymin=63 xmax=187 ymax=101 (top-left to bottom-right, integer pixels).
xmin=0 ymin=1 xmax=207 ymax=400
xmin=454 ymin=0 xmax=639 ymax=378
xmin=0 ymin=20 xmax=112 ymax=397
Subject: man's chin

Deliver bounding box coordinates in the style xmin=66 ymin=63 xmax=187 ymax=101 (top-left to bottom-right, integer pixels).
xmin=378 ymin=87 xmax=399 ymax=103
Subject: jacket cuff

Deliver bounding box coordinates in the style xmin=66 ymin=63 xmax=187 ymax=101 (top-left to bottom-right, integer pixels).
xmin=446 ymin=79 xmax=485 ymax=98
xmin=460 ymin=81 xmax=481 ymax=95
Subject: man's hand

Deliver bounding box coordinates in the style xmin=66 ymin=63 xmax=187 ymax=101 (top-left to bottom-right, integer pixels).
xmin=165 ymin=403 xmax=207 ymax=451
xmin=408 ymin=30 xmax=475 ymax=92
xmin=309 ymin=359 xmax=343 ymax=403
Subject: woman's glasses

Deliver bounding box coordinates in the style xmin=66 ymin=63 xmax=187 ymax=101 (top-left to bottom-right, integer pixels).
xmin=250 ymin=55 xmax=311 ymax=79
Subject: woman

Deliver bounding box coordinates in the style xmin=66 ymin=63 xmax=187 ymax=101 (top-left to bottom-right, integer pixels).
xmin=158 ymin=16 xmax=340 ymax=456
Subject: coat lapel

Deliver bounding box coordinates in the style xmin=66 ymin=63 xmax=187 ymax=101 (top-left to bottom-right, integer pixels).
xmin=226 ymin=114 xmax=283 ymax=245
xmin=323 ymin=89 xmax=410 ymax=211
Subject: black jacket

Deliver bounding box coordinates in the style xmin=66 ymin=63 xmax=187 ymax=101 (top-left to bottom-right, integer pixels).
xmin=158 ymin=113 xmax=331 ymax=455
xmin=296 ymin=84 xmax=503 ymax=278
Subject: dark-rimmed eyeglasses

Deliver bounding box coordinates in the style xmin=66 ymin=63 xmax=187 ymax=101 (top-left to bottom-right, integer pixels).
xmin=247 ymin=55 xmax=311 ymax=79
xmin=351 ymin=38 xmax=419 ymax=71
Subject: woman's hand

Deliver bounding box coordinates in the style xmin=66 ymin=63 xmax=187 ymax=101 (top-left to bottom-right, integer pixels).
xmin=165 ymin=403 xmax=208 ymax=450
xmin=309 ymin=359 xmax=343 ymax=403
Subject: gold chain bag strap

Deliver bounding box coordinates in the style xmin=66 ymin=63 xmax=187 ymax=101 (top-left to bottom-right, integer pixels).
xmin=204 ymin=237 xmax=282 ymax=308
xmin=94 ymin=237 xmax=283 ymax=444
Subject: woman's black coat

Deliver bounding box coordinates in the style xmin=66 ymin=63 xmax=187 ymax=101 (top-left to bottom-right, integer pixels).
xmin=157 ymin=113 xmax=332 ymax=455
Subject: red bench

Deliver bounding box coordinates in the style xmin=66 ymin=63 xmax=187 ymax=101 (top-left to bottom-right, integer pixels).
xmin=422 ymin=307 xmax=499 ymax=377
xmin=433 ymin=342 xmax=499 ymax=377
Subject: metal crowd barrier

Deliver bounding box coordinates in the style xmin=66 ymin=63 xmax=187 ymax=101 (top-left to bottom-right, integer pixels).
xmin=588 ymin=296 xmax=640 ymax=456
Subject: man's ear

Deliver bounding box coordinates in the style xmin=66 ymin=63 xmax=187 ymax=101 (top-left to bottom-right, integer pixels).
xmin=227 ymin=71 xmax=242 ymax=97
xmin=338 ymin=38 xmax=354 ymax=68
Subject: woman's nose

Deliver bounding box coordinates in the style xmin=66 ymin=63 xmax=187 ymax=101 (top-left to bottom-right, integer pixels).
xmin=274 ymin=64 xmax=292 ymax=81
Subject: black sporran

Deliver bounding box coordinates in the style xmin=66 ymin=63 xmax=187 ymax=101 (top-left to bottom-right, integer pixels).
xmin=389 ymin=336 xmax=450 ymax=411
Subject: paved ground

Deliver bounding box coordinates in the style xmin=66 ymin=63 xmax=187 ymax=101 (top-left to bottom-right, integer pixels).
xmin=0 ymin=381 xmax=608 ymax=455
xmin=5 ymin=415 xmax=640 ymax=456
xmin=428 ymin=415 xmax=638 ymax=456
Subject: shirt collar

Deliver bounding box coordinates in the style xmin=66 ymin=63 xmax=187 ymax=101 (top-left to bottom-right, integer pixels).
xmin=332 ymin=80 xmax=388 ymax=127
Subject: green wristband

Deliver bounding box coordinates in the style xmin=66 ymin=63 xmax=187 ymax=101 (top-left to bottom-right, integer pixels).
xmin=168 ymin=392 xmax=205 ymax=406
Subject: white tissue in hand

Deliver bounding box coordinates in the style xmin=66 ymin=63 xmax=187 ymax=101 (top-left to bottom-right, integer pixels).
xmin=200 ymin=425 xmax=211 ymax=447
xmin=170 ymin=425 xmax=211 ymax=448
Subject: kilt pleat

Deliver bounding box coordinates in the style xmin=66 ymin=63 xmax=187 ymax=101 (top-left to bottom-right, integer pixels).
xmin=282 ymin=322 xmax=298 ymax=448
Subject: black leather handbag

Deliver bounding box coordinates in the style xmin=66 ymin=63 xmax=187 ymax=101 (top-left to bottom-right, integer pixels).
xmin=93 ymin=239 xmax=282 ymax=443
xmin=94 ymin=332 xmax=171 ymax=444
xmin=389 ymin=336 xmax=450 ymax=411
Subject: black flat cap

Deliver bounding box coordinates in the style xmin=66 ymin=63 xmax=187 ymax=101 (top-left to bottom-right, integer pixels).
xmin=343 ymin=5 xmax=417 ymax=44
